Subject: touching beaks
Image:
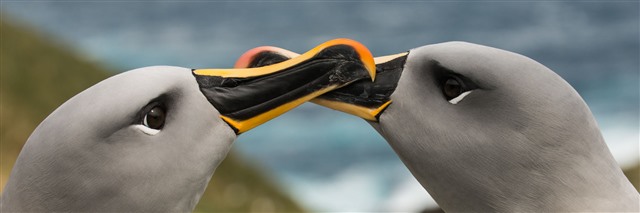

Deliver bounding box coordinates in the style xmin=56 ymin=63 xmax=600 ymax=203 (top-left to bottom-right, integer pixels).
xmin=234 ymin=45 xmax=408 ymax=122
xmin=193 ymin=38 xmax=376 ymax=134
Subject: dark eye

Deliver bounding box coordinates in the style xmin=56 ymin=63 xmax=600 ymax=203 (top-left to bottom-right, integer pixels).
xmin=443 ymin=77 xmax=464 ymax=100
xmin=143 ymin=106 xmax=166 ymax=130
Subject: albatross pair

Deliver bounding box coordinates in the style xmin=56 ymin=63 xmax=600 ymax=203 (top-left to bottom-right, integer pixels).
xmin=236 ymin=42 xmax=640 ymax=212
xmin=3 ymin=39 xmax=638 ymax=212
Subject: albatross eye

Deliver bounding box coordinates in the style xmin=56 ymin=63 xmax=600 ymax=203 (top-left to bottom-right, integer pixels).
xmin=443 ymin=78 xmax=463 ymax=100
xmin=143 ymin=106 xmax=166 ymax=130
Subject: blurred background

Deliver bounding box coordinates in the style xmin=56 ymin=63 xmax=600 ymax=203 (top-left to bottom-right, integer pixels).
xmin=1 ymin=1 xmax=638 ymax=212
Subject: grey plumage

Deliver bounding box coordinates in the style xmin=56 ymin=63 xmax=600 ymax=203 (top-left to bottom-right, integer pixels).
xmin=1 ymin=66 xmax=235 ymax=212
xmin=371 ymin=42 xmax=639 ymax=212
xmin=0 ymin=39 xmax=377 ymax=212
xmin=228 ymin=42 xmax=639 ymax=211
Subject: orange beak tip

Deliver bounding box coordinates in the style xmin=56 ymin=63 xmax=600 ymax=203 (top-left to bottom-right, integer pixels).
xmin=329 ymin=38 xmax=376 ymax=82
xmin=235 ymin=46 xmax=301 ymax=68
xmin=235 ymin=46 xmax=275 ymax=68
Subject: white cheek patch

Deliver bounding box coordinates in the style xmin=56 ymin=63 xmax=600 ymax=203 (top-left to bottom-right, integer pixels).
xmin=134 ymin=124 xmax=160 ymax=136
xmin=449 ymin=90 xmax=473 ymax=105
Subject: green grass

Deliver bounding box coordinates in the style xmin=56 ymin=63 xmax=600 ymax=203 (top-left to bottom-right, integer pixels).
xmin=0 ymin=18 xmax=304 ymax=212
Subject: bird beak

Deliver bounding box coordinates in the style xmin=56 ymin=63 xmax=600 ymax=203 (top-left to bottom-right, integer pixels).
xmin=234 ymin=46 xmax=408 ymax=122
xmin=193 ymin=39 xmax=376 ymax=134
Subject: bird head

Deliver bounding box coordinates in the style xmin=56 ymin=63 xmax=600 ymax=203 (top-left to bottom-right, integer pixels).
xmin=234 ymin=41 xmax=616 ymax=211
xmin=2 ymin=39 xmax=375 ymax=212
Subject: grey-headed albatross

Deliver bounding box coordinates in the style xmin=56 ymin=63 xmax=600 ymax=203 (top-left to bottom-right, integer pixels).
xmin=235 ymin=41 xmax=639 ymax=212
xmin=0 ymin=39 xmax=375 ymax=212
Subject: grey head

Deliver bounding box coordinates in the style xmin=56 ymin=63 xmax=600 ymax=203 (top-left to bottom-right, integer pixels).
xmin=0 ymin=39 xmax=377 ymax=212
xmin=190 ymin=41 xmax=640 ymax=212
xmin=371 ymin=42 xmax=639 ymax=212
xmin=1 ymin=66 xmax=236 ymax=212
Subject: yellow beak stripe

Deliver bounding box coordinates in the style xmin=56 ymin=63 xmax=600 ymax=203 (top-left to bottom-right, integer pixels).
xmin=374 ymin=52 xmax=409 ymax=64
xmin=220 ymin=85 xmax=339 ymax=134
xmin=310 ymin=99 xmax=392 ymax=121
xmin=194 ymin=38 xmax=376 ymax=81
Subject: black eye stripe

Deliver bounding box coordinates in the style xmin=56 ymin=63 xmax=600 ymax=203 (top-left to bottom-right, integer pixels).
xmin=429 ymin=60 xmax=478 ymax=101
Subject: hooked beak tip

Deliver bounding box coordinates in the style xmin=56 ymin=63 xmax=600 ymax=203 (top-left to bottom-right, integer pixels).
xmin=338 ymin=39 xmax=376 ymax=82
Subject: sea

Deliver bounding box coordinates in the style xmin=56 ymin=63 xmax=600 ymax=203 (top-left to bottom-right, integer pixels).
xmin=2 ymin=1 xmax=638 ymax=211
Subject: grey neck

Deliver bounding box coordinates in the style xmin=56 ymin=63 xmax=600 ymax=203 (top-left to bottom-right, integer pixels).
xmin=369 ymin=122 xmax=639 ymax=212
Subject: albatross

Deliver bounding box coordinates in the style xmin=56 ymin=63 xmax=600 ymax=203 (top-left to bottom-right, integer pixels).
xmin=235 ymin=41 xmax=640 ymax=212
xmin=0 ymin=39 xmax=375 ymax=212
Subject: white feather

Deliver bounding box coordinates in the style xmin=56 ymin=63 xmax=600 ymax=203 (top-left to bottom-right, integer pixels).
xmin=449 ymin=91 xmax=473 ymax=105
xmin=135 ymin=125 xmax=160 ymax=135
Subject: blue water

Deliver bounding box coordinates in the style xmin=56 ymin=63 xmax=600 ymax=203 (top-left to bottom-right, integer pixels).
xmin=3 ymin=2 xmax=638 ymax=211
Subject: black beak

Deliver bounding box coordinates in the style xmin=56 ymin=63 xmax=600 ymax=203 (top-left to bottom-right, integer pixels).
xmin=193 ymin=39 xmax=376 ymax=134
xmin=233 ymin=45 xmax=407 ymax=122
